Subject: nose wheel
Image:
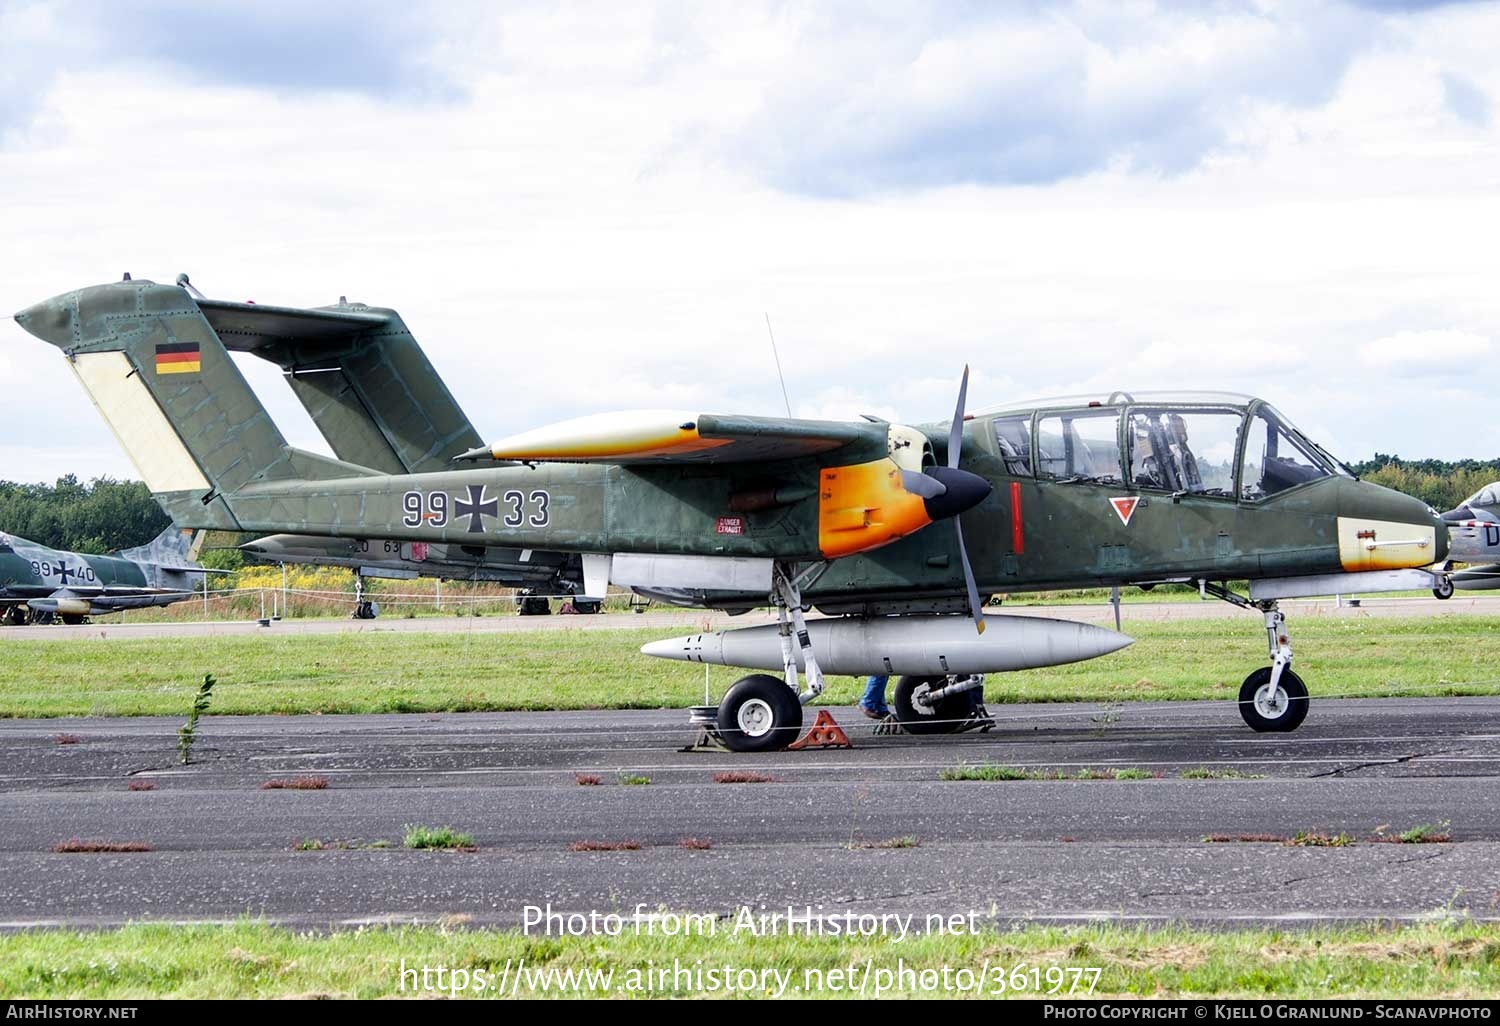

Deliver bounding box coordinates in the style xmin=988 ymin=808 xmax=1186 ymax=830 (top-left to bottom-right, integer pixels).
xmin=351 ymin=573 xmax=380 ymax=619
xmin=1238 ymin=666 xmax=1309 ymax=732
xmin=1201 ymin=585 xmax=1313 ymax=733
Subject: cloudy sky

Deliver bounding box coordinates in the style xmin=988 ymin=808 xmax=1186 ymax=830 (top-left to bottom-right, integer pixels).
xmin=2 ymin=0 xmax=1497 ymax=484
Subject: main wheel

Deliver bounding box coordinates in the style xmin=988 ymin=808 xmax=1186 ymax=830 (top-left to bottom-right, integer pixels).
xmin=572 ymin=599 xmax=602 ymax=614
xmin=1238 ymin=667 xmax=1309 ymax=732
xmin=60 ymin=614 xmax=87 ymax=625
xmin=1433 ymin=576 xmax=1454 ymax=600
xmin=715 ymin=674 xmax=802 ymax=753
xmin=893 ymin=675 xmax=974 ymax=735
xmin=1 ymin=606 xmax=25 ymax=626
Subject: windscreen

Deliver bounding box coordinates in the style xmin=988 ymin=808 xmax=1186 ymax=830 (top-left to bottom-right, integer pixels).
xmin=1240 ymin=409 xmax=1332 ymax=500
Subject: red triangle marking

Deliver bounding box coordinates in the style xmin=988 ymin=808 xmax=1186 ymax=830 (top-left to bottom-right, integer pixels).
xmin=1109 ymin=496 xmax=1139 ymax=526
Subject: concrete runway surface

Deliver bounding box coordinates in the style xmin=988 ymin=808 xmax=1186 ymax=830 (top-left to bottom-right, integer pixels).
xmin=2 ymin=697 xmax=1499 ymax=929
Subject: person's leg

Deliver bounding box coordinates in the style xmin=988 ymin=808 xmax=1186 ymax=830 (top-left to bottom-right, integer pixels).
xmin=858 ymin=675 xmax=890 ymax=717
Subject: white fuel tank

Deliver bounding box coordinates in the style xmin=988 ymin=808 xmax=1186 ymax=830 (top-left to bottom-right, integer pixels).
xmin=640 ymin=613 xmax=1133 ymax=677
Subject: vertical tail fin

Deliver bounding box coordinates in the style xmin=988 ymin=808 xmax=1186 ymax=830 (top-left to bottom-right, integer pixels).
xmin=116 ymin=526 xmax=201 ymax=568
xmin=15 ymin=279 xmax=373 ymax=529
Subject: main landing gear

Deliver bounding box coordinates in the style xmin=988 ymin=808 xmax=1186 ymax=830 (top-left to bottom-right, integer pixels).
xmin=710 ymin=564 xmax=996 ymax=752
xmin=892 ymin=675 xmax=994 ymax=735
xmin=1203 ymin=584 xmax=1309 ymax=732
xmin=715 ymin=564 xmax=816 ymax=753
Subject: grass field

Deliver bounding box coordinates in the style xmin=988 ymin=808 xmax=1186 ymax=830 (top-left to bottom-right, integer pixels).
xmin=4 ymin=615 xmax=1500 ymax=718
xmin=2 ymin=921 xmax=1498 ymax=998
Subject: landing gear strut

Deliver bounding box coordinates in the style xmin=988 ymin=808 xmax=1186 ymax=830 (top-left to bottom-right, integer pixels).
xmin=1238 ymin=605 xmax=1309 ymax=732
xmin=714 ymin=562 xmax=820 ymax=753
xmin=1203 ymin=584 xmax=1310 ymax=732
xmin=351 ymin=574 xmax=379 ymax=620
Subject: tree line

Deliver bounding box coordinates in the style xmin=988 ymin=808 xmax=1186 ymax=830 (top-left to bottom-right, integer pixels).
xmin=1348 ymin=456 xmax=1500 ymax=513
xmin=0 ymin=476 xmax=170 ymax=553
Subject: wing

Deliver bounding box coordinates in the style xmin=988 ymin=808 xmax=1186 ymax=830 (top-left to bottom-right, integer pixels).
xmin=458 ymin=411 xmax=887 ymax=465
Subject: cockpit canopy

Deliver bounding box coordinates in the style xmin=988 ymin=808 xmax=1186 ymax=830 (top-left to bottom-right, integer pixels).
xmin=982 ymin=393 xmax=1349 ymax=501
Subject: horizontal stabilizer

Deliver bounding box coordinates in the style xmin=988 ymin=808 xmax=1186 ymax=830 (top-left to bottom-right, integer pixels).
xmin=197 ymin=300 xmax=391 ymax=350
xmin=199 ymin=297 xmax=482 ymax=474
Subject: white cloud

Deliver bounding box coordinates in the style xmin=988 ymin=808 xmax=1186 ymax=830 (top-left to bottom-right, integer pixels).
xmin=3 ymin=0 xmax=1500 ymax=491
xmin=1361 ymin=329 xmax=1490 ymax=368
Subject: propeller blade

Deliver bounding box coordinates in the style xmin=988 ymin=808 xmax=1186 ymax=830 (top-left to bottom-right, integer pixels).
xmin=954 ymin=517 xmax=985 ymax=635
xmin=948 ymin=365 xmax=970 ymax=469
xmin=900 ymin=469 xmax=948 ymax=500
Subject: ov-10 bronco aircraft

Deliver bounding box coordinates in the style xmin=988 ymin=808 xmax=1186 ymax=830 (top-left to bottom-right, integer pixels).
xmin=16 ymin=277 xmax=1455 ymax=750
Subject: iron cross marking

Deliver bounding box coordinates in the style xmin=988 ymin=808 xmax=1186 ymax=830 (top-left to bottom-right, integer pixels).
xmin=454 ymin=485 xmax=498 ymax=533
xmin=51 ymin=562 xmax=76 ymax=586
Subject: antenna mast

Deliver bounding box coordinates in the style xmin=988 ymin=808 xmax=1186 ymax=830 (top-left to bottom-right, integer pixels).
xmin=764 ymin=313 xmax=793 ymax=418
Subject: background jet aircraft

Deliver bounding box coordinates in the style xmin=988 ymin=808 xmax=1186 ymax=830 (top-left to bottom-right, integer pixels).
xmin=1433 ymin=483 xmax=1500 ymax=596
xmin=239 ymin=533 xmax=592 ymax=617
xmin=0 ymin=526 xmax=206 ymax=624
xmin=17 ymin=277 xmax=1452 ymax=749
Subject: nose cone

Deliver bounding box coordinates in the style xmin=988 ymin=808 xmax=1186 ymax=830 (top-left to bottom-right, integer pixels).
xmin=14 ymin=295 xmax=75 ymax=348
xmin=1336 ymin=477 xmax=1449 ymax=565
xmin=921 ymin=466 xmax=993 ymax=521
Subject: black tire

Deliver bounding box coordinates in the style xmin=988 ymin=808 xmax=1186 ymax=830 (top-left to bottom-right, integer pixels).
xmin=60 ymin=614 xmax=86 ymax=626
xmin=517 ymin=596 xmax=550 ymax=616
xmin=1238 ymin=667 xmax=1309 ymax=733
xmin=1433 ymin=576 xmax=1454 ymax=600
xmin=1 ymin=606 xmax=26 ymax=626
xmin=573 ymin=600 xmax=602 ymax=615
xmin=893 ymin=675 xmax=974 ymax=735
xmin=28 ymin=609 xmax=54 ymax=625
xmin=715 ymin=674 xmax=802 ymax=753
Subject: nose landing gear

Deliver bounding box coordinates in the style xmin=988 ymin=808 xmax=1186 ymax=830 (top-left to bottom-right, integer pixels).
xmin=351 ymin=574 xmax=379 ymax=620
xmin=1203 ymin=584 xmax=1311 ymax=732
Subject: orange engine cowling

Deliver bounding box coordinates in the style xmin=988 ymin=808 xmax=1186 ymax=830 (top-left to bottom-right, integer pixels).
xmin=817 ymin=458 xmax=934 ymax=559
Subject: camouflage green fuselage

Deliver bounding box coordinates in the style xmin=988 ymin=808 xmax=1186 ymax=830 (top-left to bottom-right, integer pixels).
xmin=181 ymin=434 xmax=1437 ymax=611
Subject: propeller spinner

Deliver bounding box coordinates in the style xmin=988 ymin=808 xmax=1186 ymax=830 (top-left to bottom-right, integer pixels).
xmin=909 ymin=366 xmax=990 ymax=633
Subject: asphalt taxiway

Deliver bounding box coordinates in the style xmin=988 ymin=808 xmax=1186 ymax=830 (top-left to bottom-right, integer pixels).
xmin=2 ymin=697 xmax=1499 ymax=929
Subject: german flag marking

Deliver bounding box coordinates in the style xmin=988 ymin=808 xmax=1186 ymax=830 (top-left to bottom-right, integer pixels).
xmin=155 ymin=342 xmax=201 ymax=375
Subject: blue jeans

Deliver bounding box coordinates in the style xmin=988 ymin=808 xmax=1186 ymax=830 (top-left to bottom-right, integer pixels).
xmin=859 ymin=675 xmax=890 ymax=715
